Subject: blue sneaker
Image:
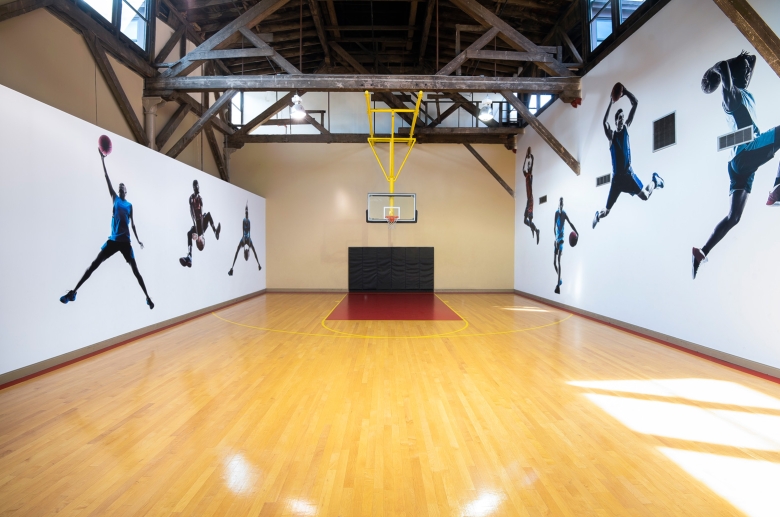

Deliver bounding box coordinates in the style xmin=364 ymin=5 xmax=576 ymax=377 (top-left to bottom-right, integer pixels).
xmin=146 ymin=297 xmax=154 ymax=310
xmin=653 ymin=172 xmax=664 ymax=189
xmin=59 ymin=290 xmax=76 ymax=304
xmin=558 ymin=279 xmax=563 ymax=286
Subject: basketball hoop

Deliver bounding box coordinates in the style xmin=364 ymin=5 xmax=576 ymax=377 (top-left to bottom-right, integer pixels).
xmin=385 ymin=215 xmax=399 ymax=227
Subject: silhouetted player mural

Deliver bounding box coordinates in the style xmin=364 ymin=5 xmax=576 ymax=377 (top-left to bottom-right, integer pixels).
xmin=179 ymin=179 xmax=221 ymax=268
xmin=692 ymin=51 xmax=780 ymax=279
xmin=593 ymin=83 xmax=664 ymax=230
xmin=60 ymin=138 xmax=154 ymax=309
xmin=553 ymin=197 xmax=578 ymax=295
xmin=522 ymin=147 xmax=540 ymax=244
xmin=228 ymin=203 xmax=262 ymax=276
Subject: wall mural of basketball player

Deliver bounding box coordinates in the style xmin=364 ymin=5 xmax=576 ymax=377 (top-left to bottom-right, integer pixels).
xmin=179 ymin=179 xmax=221 ymax=268
xmin=522 ymin=147 xmax=541 ymax=244
xmin=60 ymin=140 xmax=154 ymax=309
xmin=228 ymin=203 xmax=262 ymax=276
xmin=592 ymin=83 xmax=665 ymax=230
xmin=692 ymin=51 xmax=780 ymax=279
xmin=553 ymin=197 xmax=578 ymax=295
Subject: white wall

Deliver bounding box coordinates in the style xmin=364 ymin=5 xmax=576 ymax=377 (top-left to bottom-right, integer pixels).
xmin=0 ymin=85 xmax=266 ymax=376
xmin=514 ymin=0 xmax=780 ymax=370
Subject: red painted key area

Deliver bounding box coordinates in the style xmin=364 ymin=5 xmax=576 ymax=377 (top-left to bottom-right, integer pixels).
xmin=327 ymin=293 xmax=462 ymax=321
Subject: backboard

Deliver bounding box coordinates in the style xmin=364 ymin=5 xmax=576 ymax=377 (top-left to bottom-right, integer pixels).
xmin=366 ymin=193 xmax=417 ymax=223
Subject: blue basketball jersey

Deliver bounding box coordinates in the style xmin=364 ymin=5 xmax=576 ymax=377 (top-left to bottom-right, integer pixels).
xmin=243 ymin=217 xmax=251 ymax=239
xmin=554 ymin=209 xmax=566 ymax=242
xmin=724 ymin=87 xmax=760 ymax=158
xmin=610 ymin=127 xmax=632 ymax=176
xmin=109 ymin=197 xmax=132 ymax=242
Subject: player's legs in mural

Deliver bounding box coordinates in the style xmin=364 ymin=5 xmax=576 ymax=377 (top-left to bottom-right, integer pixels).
xmin=693 ymin=128 xmax=779 ymax=278
xmin=61 ymin=241 xmax=154 ymax=307
xmin=593 ymin=170 xmax=664 ymax=228
xmin=765 ymin=129 xmax=780 ymax=205
xmin=524 ymin=203 xmax=540 ymax=244
xmin=553 ymin=241 xmax=563 ymax=294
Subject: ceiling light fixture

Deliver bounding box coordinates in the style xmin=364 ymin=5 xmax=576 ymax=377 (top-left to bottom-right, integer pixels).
xmin=290 ymin=93 xmax=306 ymax=120
xmin=478 ymin=97 xmax=494 ymax=122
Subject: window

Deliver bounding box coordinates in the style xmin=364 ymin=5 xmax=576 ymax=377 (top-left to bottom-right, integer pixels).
xmin=590 ymin=0 xmax=647 ymax=50
xmin=80 ymin=0 xmax=149 ymax=51
xmin=527 ymin=94 xmax=554 ymax=115
xmin=653 ymin=112 xmax=676 ymax=152
xmin=590 ymin=1 xmax=613 ymax=50
xmin=231 ymin=93 xmax=243 ymax=126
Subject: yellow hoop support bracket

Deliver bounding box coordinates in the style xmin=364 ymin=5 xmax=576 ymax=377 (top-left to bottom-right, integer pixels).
xmin=365 ymin=91 xmax=423 ymax=197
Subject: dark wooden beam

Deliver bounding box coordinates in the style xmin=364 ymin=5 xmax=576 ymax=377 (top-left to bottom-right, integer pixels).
xmin=204 ymin=123 xmax=229 ymax=181
xmin=446 ymin=92 xmax=498 ymax=127
xmin=556 ymin=26 xmax=582 ymax=64
xmin=232 ymin=133 xmax=515 ymax=144
xmin=711 ymin=0 xmax=780 ymax=78
xmin=239 ymin=26 xmax=301 ymax=74
xmin=466 ymin=50 xmax=555 ymax=62
xmin=188 ymin=48 xmax=276 ymax=60
xmin=170 ymin=92 xmax=234 ymax=135
xmin=156 ymin=102 xmax=191 ymax=150
xmin=47 ymin=0 xmax=156 ymax=78
xmin=146 ymin=74 xmax=581 ymax=94
xmin=230 ymin=91 xmax=301 ymax=142
xmin=325 ymin=25 xmax=416 ymax=31
xmin=405 ymin=0 xmax=418 ymax=51
xmin=0 ymin=0 xmax=53 ymax=23
xmin=437 ymin=26 xmax=499 ymax=75
xmin=426 ymin=101 xmax=460 ymax=128
xmin=449 ymin=0 xmax=572 ymax=77
xmin=83 ymin=32 xmax=149 ymax=146
xmin=501 ymin=91 xmax=579 ymax=174
xmin=463 ymin=143 xmax=514 ymax=197
xmin=329 ymin=41 xmax=371 ymax=74
xmin=307 ymin=0 xmax=331 ymax=64
xmin=159 ymin=0 xmax=231 ymax=75
xmin=324 ymin=0 xmax=340 ymax=39
xmin=163 ymin=0 xmax=292 ymax=78
xmin=418 ymin=0 xmax=436 ymax=64
xmin=155 ymin=25 xmax=185 ymax=64
xmin=403 ymin=126 xmax=524 ymax=135
xmin=167 ymin=90 xmax=237 ymax=158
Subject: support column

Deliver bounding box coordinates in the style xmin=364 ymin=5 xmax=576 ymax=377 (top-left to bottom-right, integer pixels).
xmin=224 ymin=146 xmax=237 ymax=180
xmin=142 ymin=96 xmax=164 ymax=150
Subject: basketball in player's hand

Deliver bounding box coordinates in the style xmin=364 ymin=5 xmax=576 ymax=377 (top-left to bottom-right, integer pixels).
xmin=610 ymin=82 xmax=624 ymax=103
xmin=196 ymin=235 xmax=205 ymax=251
xmin=569 ymin=231 xmax=579 ymax=247
xmin=98 ymin=135 xmax=112 ymax=157
xmin=701 ymin=67 xmax=721 ymax=94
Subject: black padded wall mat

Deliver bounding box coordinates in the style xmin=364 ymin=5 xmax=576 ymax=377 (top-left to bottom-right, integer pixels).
xmin=349 ymin=247 xmax=434 ymax=291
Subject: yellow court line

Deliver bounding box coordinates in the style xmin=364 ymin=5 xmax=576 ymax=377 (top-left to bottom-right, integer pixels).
xmin=211 ymin=294 xmax=572 ymax=339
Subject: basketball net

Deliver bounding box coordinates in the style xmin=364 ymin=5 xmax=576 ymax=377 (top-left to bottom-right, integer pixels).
xmin=385 ymin=215 xmax=399 ymax=228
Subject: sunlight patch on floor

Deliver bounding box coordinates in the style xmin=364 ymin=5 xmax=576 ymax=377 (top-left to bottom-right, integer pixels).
xmin=568 ymin=378 xmax=780 ymax=409
xmin=659 ymin=448 xmax=780 ymax=517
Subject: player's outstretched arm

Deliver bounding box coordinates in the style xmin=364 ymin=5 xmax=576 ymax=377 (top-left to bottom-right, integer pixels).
xmin=130 ymin=206 xmax=144 ymax=249
xmin=566 ymin=214 xmax=578 ymax=236
xmin=603 ymin=100 xmax=614 ymax=141
xmin=100 ymin=150 xmax=116 ymax=199
xmin=624 ymin=88 xmax=638 ymax=127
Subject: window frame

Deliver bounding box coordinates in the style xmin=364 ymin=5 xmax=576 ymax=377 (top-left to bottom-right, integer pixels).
xmin=78 ymin=0 xmax=154 ymax=56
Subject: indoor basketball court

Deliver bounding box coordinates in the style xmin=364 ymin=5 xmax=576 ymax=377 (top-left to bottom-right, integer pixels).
xmin=2 ymin=0 xmax=780 ymax=515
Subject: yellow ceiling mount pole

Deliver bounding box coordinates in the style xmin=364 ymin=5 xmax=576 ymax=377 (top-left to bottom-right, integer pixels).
xmin=365 ymin=91 xmax=424 ymax=195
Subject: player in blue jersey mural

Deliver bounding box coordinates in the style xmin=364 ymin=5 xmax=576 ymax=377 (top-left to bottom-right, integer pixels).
xmin=228 ymin=203 xmax=262 ymax=276
xmin=592 ymin=83 xmax=664 ymax=230
xmin=553 ymin=197 xmax=578 ymax=295
xmin=60 ymin=149 xmax=153 ymax=309
xmin=692 ymin=51 xmax=780 ymax=279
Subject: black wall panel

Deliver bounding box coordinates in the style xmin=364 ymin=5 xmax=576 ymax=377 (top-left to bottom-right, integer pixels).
xmin=349 ymin=247 xmax=434 ymax=291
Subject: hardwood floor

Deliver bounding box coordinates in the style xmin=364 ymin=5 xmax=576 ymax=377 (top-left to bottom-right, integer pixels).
xmin=1 ymin=293 xmax=778 ymax=516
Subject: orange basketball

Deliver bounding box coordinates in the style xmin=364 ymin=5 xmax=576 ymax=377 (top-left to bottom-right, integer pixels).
xmin=98 ymin=135 xmax=112 ymax=157
xmin=610 ymin=83 xmax=624 ymax=103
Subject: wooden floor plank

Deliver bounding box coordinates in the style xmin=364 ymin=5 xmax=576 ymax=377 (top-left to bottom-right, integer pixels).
xmin=0 ymin=293 xmax=777 ymax=515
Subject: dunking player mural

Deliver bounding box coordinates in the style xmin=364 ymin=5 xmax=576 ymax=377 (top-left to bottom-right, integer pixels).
xmin=692 ymin=51 xmax=780 ymax=279
xmin=228 ymin=203 xmax=262 ymax=276
xmin=553 ymin=197 xmax=578 ymax=295
xmin=592 ymin=83 xmax=665 ymax=230
xmin=522 ymin=147 xmax=541 ymax=244
xmin=60 ymin=136 xmax=154 ymax=309
xmin=179 ymin=179 xmax=221 ymax=268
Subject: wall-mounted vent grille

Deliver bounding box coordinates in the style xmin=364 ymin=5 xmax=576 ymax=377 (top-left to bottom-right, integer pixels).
xmin=539 ymin=195 xmax=547 ymax=204
xmin=653 ymin=112 xmax=676 ymax=152
xmin=718 ymin=126 xmax=754 ymax=152
xmin=596 ymin=174 xmax=611 ymax=187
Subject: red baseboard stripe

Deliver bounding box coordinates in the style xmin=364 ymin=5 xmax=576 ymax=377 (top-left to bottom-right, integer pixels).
xmin=514 ymin=290 xmax=780 ymax=385
xmin=0 ymin=291 xmax=266 ymax=391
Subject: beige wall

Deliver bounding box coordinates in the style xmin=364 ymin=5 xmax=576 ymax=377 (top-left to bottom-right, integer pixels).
xmin=230 ymin=143 xmax=516 ymax=290
xmin=0 ymin=9 xmax=218 ymax=176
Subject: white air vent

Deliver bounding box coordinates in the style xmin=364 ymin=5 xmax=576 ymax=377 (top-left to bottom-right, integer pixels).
xmin=539 ymin=195 xmax=547 ymax=204
xmin=718 ymin=127 xmax=754 ymax=152
xmin=596 ymin=174 xmax=611 ymax=187
xmin=653 ymin=112 xmax=676 ymax=152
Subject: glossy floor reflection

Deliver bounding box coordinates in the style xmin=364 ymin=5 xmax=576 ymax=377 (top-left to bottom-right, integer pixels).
xmin=1 ymin=293 xmax=779 ymax=515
